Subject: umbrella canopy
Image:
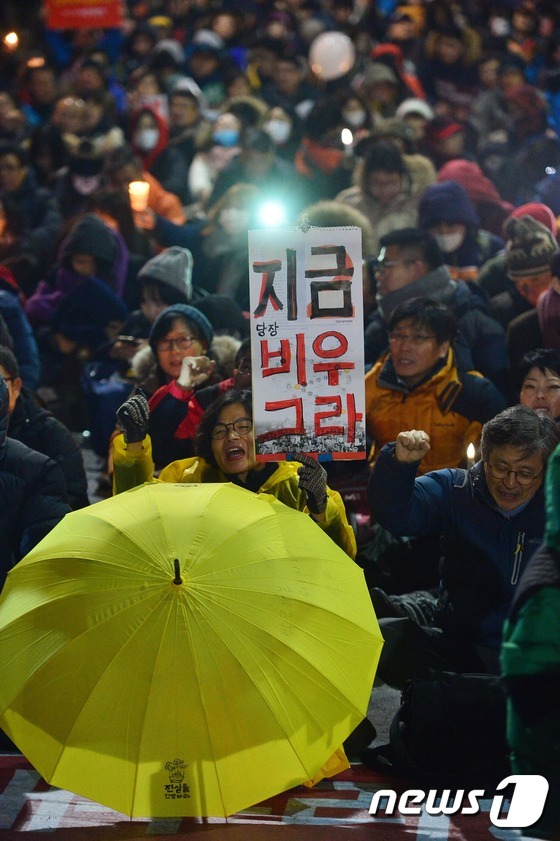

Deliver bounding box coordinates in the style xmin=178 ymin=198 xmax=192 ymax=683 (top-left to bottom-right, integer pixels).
xmin=0 ymin=482 xmax=381 ymax=818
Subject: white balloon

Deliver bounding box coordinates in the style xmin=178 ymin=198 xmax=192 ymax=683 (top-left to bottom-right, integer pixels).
xmin=309 ymin=32 xmax=356 ymax=82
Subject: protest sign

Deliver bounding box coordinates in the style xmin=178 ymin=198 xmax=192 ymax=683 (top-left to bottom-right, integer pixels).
xmin=249 ymin=223 xmax=366 ymax=461
xmin=44 ymin=0 xmax=123 ymax=30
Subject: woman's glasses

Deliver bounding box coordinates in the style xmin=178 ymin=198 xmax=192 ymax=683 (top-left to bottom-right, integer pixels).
xmin=157 ymin=335 xmax=198 ymax=352
xmin=211 ymin=418 xmax=253 ymax=440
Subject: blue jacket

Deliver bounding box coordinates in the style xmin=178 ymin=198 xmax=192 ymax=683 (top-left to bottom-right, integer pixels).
xmin=369 ymin=443 xmax=545 ymax=650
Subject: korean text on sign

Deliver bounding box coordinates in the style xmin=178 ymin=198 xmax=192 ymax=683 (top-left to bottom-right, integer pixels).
xmin=248 ymin=225 xmax=366 ymax=461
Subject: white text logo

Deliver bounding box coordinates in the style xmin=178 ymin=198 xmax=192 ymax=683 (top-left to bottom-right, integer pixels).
xmin=369 ymin=775 xmax=549 ymax=828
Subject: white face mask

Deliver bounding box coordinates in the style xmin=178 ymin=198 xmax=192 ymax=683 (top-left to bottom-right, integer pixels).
xmin=342 ymin=109 xmax=366 ymax=128
xmin=219 ymin=207 xmax=250 ymax=236
xmin=135 ymin=128 xmax=159 ymax=151
xmin=72 ymin=175 xmax=101 ymax=195
xmin=434 ymin=230 xmax=466 ymax=253
xmin=264 ymin=119 xmax=291 ymax=145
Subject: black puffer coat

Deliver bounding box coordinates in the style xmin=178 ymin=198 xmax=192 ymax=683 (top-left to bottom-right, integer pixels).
xmin=0 ymin=377 xmax=71 ymax=589
xmin=8 ymin=386 xmax=89 ymax=510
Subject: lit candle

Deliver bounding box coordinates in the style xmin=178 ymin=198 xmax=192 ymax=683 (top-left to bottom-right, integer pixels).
xmin=128 ymin=181 xmax=150 ymax=212
xmin=466 ymin=442 xmax=476 ymax=470
xmin=3 ymin=32 xmax=18 ymax=51
xmin=341 ymin=128 xmax=353 ymax=156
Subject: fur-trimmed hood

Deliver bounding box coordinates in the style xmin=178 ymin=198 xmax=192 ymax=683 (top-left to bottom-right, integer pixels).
xmin=131 ymin=333 xmax=242 ymax=396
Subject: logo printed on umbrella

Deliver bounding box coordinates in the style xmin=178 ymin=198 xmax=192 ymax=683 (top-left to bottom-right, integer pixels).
xmin=164 ymin=759 xmax=191 ymax=800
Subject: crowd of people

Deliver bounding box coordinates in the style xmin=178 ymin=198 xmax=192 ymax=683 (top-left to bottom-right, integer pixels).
xmin=1 ymin=0 xmax=560 ymax=833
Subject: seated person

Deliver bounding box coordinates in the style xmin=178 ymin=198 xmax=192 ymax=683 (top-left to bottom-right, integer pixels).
xmin=368 ymin=406 xmax=559 ymax=688
xmin=0 ymin=374 xmax=71 ymax=591
xmin=417 ymin=180 xmax=503 ymax=283
xmin=366 ymin=297 xmax=506 ymax=473
xmin=501 ymin=440 xmax=560 ymax=839
xmin=365 ymin=227 xmax=508 ymax=396
xmin=112 ymin=387 xmax=357 ymax=562
xmin=518 ymin=348 xmax=560 ymax=422
xmin=128 ymin=303 xmax=240 ymax=468
xmin=0 ymin=346 xmax=89 ymax=510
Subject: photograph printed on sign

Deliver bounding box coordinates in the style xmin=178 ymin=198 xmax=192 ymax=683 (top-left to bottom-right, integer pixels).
xmin=248 ymin=225 xmax=366 ymax=461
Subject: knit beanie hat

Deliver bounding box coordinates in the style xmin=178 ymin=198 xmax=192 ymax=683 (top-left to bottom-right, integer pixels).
xmin=149 ymin=303 xmax=214 ymax=352
xmin=418 ymin=181 xmax=479 ymax=229
xmin=504 ymin=215 xmax=558 ymax=279
xmin=137 ymin=246 xmax=193 ymax=302
xmin=510 ymin=202 xmax=557 ymax=237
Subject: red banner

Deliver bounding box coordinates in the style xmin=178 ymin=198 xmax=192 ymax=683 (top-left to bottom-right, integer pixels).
xmin=44 ymin=0 xmax=123 ymax=30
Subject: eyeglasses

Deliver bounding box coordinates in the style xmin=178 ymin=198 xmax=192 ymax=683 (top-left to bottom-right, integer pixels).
xmin=485 ymin=462 xmax=543 ymax=486
xmin=157 ymin=335 xmax=198 ymax=352
xmin=389 ymin=332 xmax=437 ymax=346
xmin=374 ymin=259 xmax=415 ymax=274
xmin=211 ymin=418 xmax=253 ymax=440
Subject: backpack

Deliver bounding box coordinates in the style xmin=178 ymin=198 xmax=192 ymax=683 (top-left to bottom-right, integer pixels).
xmin=362 ymin=671 xmax=511 ymax=790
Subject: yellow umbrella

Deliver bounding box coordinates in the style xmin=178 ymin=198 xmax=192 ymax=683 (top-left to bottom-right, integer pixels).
xmin=0 ymin=482 xmax=381 ymax=818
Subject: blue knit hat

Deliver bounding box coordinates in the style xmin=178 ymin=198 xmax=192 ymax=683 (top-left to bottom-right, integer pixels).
xmin=418 ymin=181 xmax=480 ymax=229
xmin=149 ymin=304 xmax=214 ymax=352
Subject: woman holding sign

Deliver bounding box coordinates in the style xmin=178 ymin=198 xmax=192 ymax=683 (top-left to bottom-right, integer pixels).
xmin=112 ymin=387 xmax=356 ymax=561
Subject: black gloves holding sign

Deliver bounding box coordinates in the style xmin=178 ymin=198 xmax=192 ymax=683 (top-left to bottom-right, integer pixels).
xmin=296 ymin=454 xmax=328 ymax=515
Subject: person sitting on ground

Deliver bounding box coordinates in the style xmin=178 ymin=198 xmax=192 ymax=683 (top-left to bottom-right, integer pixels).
xmin=363 ymin=297 xmax=505 ymax=596
xmin=335 ymin=140 xmax=434 ymax=255
xmin=518 ymin=348 xmax=560 ymax=423
xmin=0 ymin=374 xmax=71 ymax=592
xmin=128 ymin=304 xmax=239 ymax=469
xmin=366 ymin=297 xmax=506 ymax=474
xmin=104 ymin=144 xmax=186 ymax=226
xmin=477 ymin=202 xmax=558 ymax=304
xmin=501 ymin=440 xmax=560 ymax=839
xmin=417 ymin=180 xmax=503 ymax=283
xmin=0 ymin=141 xmax=62 ymax=269
xmin=112 ymin=388 xmax=370 ymax=769
xmin=500 ymin=218 xmax=560 ymax=373
xmin=365 ymin=227 xmax=508 ymax=396
xmin=113 ymin=387 xmax=356 ymax=561
xmin=368 ymin=405 xmax=560 ymax=688
xmin=0 ymin=345 xmax=89 ymax=510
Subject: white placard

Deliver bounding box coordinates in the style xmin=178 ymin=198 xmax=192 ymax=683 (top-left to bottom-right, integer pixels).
xmin=248 ymin=225 xmax=366 ymax=462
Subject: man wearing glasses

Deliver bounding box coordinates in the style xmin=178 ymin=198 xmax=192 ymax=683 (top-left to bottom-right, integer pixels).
xmin=364 ymin=227 xmax=508 ymax=396
xmin=368 ymin=405 xmax=559 ymax=686
xmin=365 ymin=297 xmax=505 ymax=474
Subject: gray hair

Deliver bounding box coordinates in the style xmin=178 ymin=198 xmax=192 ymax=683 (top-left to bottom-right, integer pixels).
xmin=481 ymin=405 xmax=560 ymax=464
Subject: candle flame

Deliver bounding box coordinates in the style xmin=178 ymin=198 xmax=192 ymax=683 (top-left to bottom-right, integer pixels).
xmin=466 ymin=443 xmax=475 ymax=460
xmin=341 ymin=128 xmax=353 ymax=147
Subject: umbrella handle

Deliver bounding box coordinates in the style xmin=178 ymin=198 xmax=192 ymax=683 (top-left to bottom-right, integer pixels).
xmin=173 ymin=559 xmax=183 ymax=585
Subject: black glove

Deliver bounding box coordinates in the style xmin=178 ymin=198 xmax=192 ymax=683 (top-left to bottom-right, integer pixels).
xmin=296 ymin=454 xmax=328 ymax=515
xmin=116 ymin=391 xmax=150 ymax=444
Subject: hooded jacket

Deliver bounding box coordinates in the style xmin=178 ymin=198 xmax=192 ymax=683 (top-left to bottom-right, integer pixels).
xmin=335 ymin=155 xmax=434 ymax=253
xmin=112 ymin=438 xmax=357 ymax=561
xmin=418 ymin=181 xmax=503 ymax=280
xmin=130 ymin=105 xmax=191 ymax=204
xmin=365 ymin=349 xmax=506 ymax=472
xmin=0 ymin=377 xmax=71 ymax=589
xmin=25 ymin=215 xmax=128 ymax=349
